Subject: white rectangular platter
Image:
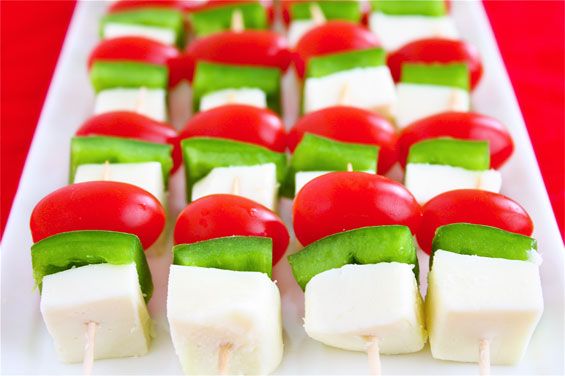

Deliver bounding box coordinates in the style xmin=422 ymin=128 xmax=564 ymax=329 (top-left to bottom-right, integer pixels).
xmin=1 ymin=0 xmax=564 ymax=374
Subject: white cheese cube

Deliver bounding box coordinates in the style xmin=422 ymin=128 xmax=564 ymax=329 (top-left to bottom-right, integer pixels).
xmin=288 ymin=19 xmax=317 ymax=47
xmin=199 ymin=88 xmax=267 ymax=112
xmin=167 ymin=266 xmax=283 ymax=375
xmin=304 ymin=67 xmax=396 ymax=117
xmin=395 ymin=83 xmax=470 ymax=128
xmin=191 ymin=163 xmax=278 ymax=210
xmin=40 ymin=263 xmax=152 ymax=363
xmin=304 ymin=263 xmax=426 ymax=354
xmin=103 ymin=23 xmax=176 ymax=45
xmin=94 ymin=88 xmax=167 ymax=122
xmin=74 ymin=162 xmax=166 ymax=204
xmin=404 ymin=164 xmax=502 ymax=204
xmin=369 ymin=13 xmax=458 ymax=51
xmin=426 ymin=250 xmax=544 ymax=365
xmin=295 ymin=171 xmax=332 ymax=196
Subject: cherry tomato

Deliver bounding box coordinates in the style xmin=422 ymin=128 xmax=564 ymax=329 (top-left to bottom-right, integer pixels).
xmin=287 ymin=106 xmax=397 ymax=174
xmin=294 ymin=21 xmax=380 ymax=79
xmin=174 ymin=194 xmax=290 ymax=264
xmin=418 ymin=189 xmax=534 ymax=253
xmin=397 ymin=112 xmax=514 ymax=169
xmin=88 ymin=36 xmax=179 ymax=70
xmin=30 ymin=181 xmax=166 ymax=249
xmin=76 ymin=111 xmax=181 ymax=173
xmin=387 ymin=38 xmax=483 ymax=90
xmin=179 ymin=105 xmax=286 ymax=152
xmin=108 ymin=0 xmax=188 ymax=12
xmin=293 ymin=172 xmax=421 ymax=246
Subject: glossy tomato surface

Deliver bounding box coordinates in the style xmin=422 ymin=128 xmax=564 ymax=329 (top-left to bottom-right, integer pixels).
xmin=87 ymin=36 xmax=179 ymax=69
xmin=387 ymin=38 xmax=483 ymax=90
xmin=294 ymin=21 xmax=380 ymax=79
xmin=293 ymin=172 xmax=421 ymax=246
xmin=108 ymin=0 xmax=188 ymax=12
xmin=179 ymin=105 xmax=286 ymax=152
xmin=418 ymin=189 xmax=534 ymax=253
xmin=76 ymin=111 xmax=181 ymax=172
xmin=30 ymin=181 xmax=166 ymax=249
xmin=397 ymin=112 xmax=514 ymax=169
xmin=287 ymin=106 xmax=397 ymax=173
xmin=174 ymin=194 xmax=290 ymax=264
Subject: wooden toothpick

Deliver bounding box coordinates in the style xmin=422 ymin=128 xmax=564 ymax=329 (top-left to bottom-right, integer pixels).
xmin=479 ymin=338 xmax=491 ymax=376
xmin=231 ymin=9 xmax=244 ymax=32
xmin=346 ymin=162 xmax=353 ymax=172
xmin=231 ymin=176 xmax=241 ymax=195
xmin=101 ymin=160 xmax=111 ymax=181
xmin=135 ymin=87 xmax=148 ymax=113
xmin=365 ymin=336 xmax=381 ymax=376
xmin=218 ymin=343 xmax=233 ymax=375
xmin=83 ymin=321 xmax=97 ymax=375
xmin=309 ymin=3 xmax=326 ymax=25
xmin=337 ymin=82 xmax=350 ymax=106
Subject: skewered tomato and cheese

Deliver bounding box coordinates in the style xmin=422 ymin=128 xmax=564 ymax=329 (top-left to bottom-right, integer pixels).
xmin=403 ymin=138 xmax=501 ymax=204
xmin=179 ymin=105 xmax=286 ymax=210
xmin=302 ymin=47 xmax=396 ymax=118
xmin=29 ymin=181 xmax=166 ymax=363
xmin=283 ymin=0 xmax=363 ymax=47
xmin=89 ymin=37 xmax=174 ymax=121
xmin=294 ymin=20 xmax=380 ymax=79
xmin=416 ymin=189 xmax=534 ymax=253
xmin=289 ymin=172 xmax=424 ymax=372
xmin=395 ymin=63 xmax=470 ymax=128
xmin=100 ymin=6 xmax=185 ymax=46
xmin=368 ymin=0 xmax=457 ymax=52
xmin=426 ymin=223 xmax=543 ymax=366
xmin=388 ymin=38 xmax=484 ymax=90
xmin=71 ymin=111 xmax=177 ymax=205
xmin=168 ymin=194 xmax=288 ymax=374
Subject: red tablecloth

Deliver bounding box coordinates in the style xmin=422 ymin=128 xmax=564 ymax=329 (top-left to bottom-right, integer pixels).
xmin=1 ymin=1 xmax=563 ymax=237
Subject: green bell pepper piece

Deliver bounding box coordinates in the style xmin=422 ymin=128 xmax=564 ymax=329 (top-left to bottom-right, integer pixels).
xmin=306 ymin=48 xmax=386 ymax=79
xmin=189 ymin=2 xmax=267 ymax=37
xmin=401 ymin=63 xmax=470 ymax=91
xmin=407 ymin=138 xmax=490 ymax=171
xmin=90 ymin=61 xmax=168 ymax=92
xmin=291 ymin=1 xmax=361 ymax=22
xmin=371 ymin=0 xmax=447 ymax=16
xmin=288 ymin=225 xmax=418 ymax=290
xmin=31 ymin=230 xmax=153 ymax=301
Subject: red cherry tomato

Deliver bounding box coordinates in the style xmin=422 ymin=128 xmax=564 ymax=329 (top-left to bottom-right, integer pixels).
xmin=181 ymin=30 xmax=291 ymax=82
xmin=294 ymin=21 xmax=380 ymax=79
xmin=108 ymin=0 xmax=188 ymax=12
xmin=88 ymin=36 xmax=179 ymax=70
xmin=30 ymin=181 xmax=166 ymax=249
xmin=179 ymin=105 xmax=287 ymax=152
xmin=293 ymin=172 xmax=421 ymax=246
xmin=174 ymin=194 xmax=290 ymax=264
xmin=288 ymin=106 xmax=397 ymax=174
xmin=76 ymin=111 xmax=181 ymax=173
xmin=387 ymin=38 xmax=483 ymax=90
xmin=418 ymin=189 xmax=534 ymax=253
xmin=397 ymin=112 xmax=514 ymax=169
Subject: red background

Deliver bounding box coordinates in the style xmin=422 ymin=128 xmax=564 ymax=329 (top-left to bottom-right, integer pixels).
xmin=1 ymin=1 xmax=563 ymax=238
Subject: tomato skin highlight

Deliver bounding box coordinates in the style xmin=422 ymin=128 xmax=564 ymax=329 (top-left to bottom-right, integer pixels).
xmin=108 ymin=0 xmax=187 ymax=12
xmin=397 ymin=111 xmax=514 ymax=169
xmin=294 ymin=21 xmax=380 ymax=79
xmin=293 ymin=172 xmax=421 ymax=246
xmin=417 ymin=189 xmax=534 ymax=254
xmin=88 ymin=36 xmax=179 ymax=69
xmin=387 ymin=38 xmax=483 ymax=90
xmin=287 ymin=106 xmax=397 ymax=174
xmin=76 ymin=111 xmax=181 ymax=173
xmin=179 ymin=105 xmax=287 ymax=152
xmin=174 ymin=194 xmax=290 ymax=265
xmin=30 ymin=181 xmax=166 ymax=249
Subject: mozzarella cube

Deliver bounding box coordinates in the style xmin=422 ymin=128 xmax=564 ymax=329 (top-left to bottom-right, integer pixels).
xmin=304 ymin=263 xmax=426 ymax=354
xmin=192 ymin=163 xmax=278 ymax=210
xmin=304 ymin=67 xmax=396 ymax=117
xmin=94 ymin=88 xmax=167 ymax=122
xmin=426 ymin=250 xmax=544 ymax=365
xmin=288 ymin=19 xmax=317 ymax=47
xmin=74 ymin=162 xmax=166 ymax=204
xmin=200 ymin=88 xmax=267 ymax=112
xmin=40 ymin=263 xmax=152 ymax=363
xmin=103 ymin=23 xmax=176 ymax=45
xmin=395 ymin=83 xmax=470 ymax=128
xmin=295 ymin=171 xmax=331 ymax=196
xmin=404 ymin=164 xmax=501 ymax=204
xmin=369 ymin=13 xmax=458 ymax=51
xmin=167 ymin=266 xmax=283 ymax=375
